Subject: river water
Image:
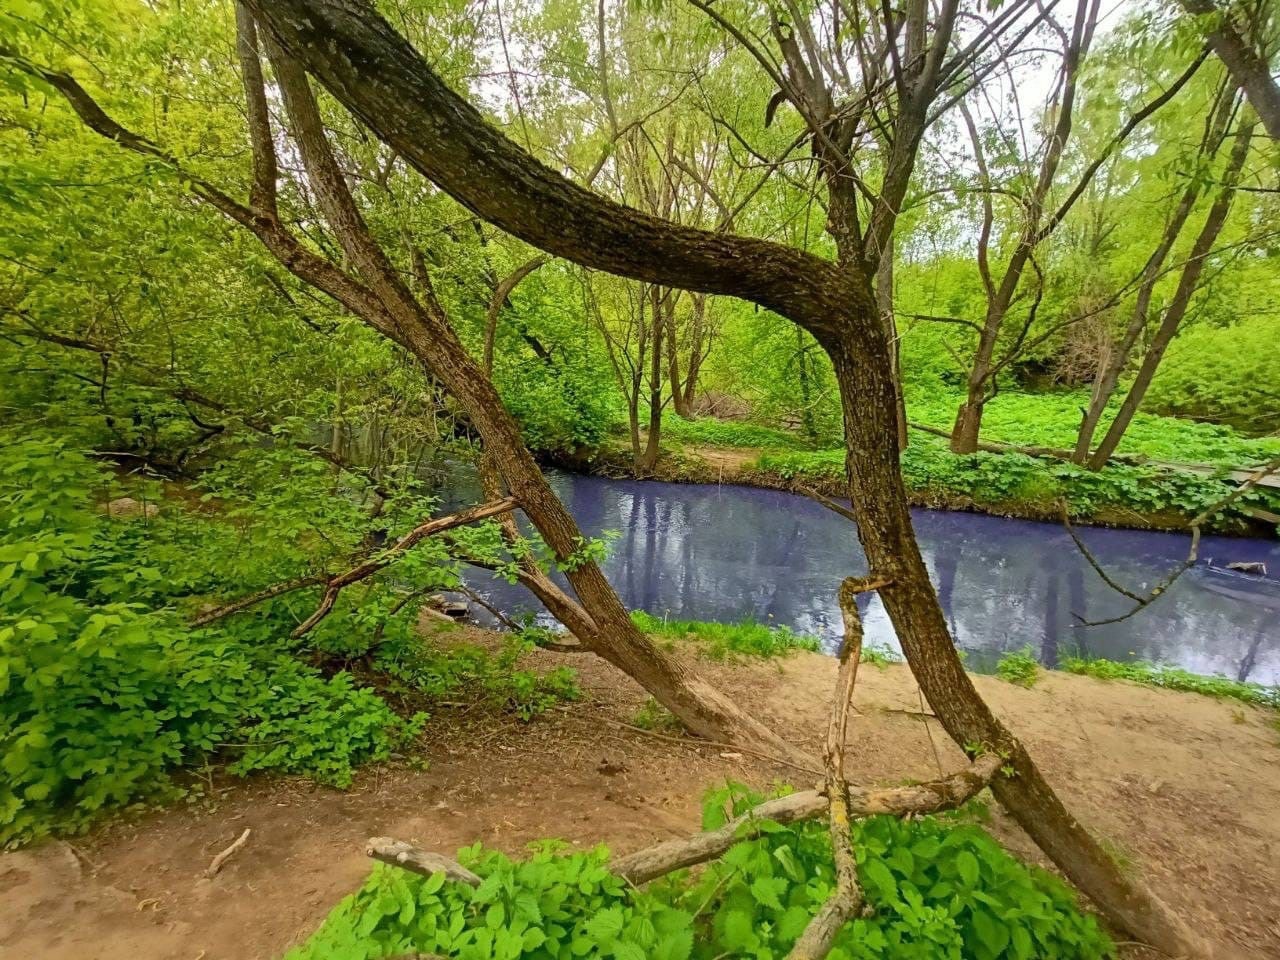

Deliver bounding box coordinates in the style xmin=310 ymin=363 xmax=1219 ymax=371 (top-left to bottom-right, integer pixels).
xmin=448 ymin=470 xmax=1280 ymax=684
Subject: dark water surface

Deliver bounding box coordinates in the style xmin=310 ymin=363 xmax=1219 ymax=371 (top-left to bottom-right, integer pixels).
xmin=450 ymin=470 xmax=1280 ymax=684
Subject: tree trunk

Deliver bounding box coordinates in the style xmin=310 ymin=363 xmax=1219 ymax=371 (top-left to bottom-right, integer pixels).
xmin=637 ymin=286 xmax=663 ymax=474
xmin=1179 ymin=0 xmax=1280 ymax=139
xmin=825 ymin=324 xmax=1211 ymax=959
xmin=1086 ymin=117 xmax=1254 ymax=470
xmin=949 ymin=394 xmax=985 ymax=454
xmin=875 ymin=237 xmax=907 ymax=449
xmin=1076 ymin=95 xmax=1241 ymax=466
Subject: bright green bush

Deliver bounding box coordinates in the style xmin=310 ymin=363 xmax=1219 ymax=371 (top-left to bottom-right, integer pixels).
xmin=995 ymin=648 xmax=1040 ymax=688
xmin=631 ymin=610 xmax=820 ymax=659
xmin=0 ymin=437 xmax=434 ymax=844
xmin=285 ymin=786 xmax=1114 ymax=960
xmin=759 ymin=435 xmax=1280 ymax=530
xmin=1146 ymin=317 xmax=1280 ymax=435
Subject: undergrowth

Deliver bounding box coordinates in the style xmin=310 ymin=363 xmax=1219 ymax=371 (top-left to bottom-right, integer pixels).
xmin=631 ymin=610 xmax=820 ymax=659
xmin=758 ymin=436 xmax=1280 ymax=530
xmin=662 ymin=415 xmax=813 ymax=451
xmin=285 ymin=785 xmax=1114 ymax=960
xmin=1060 ymin=657 xmax=1280 ymax=709
xmin=995 ymin=648 xmax=1040 ymax=688
xmin=0 ymin=436 xmax=576 ymax=847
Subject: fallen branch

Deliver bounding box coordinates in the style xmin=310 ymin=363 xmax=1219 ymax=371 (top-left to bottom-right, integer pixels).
xmin=1066 ymin=454 xmax=1280 ymax=626
xmin=204 ymin=828 xmax=251 ymax=878
xmin=367 ymin=754 xmax=1002 ymax=892
xmin=191 ymin=575 xmax=328 ymax=627
xmin=794 ymin=483 xmax=860 ymax=525
xmin=787 ymin=576 xmax=886 ymax=958
xmin=291 ymin=497 xmax=519 ymax=638
xmin=611 ymin=752 xmax=1002 ymax=886
xmin=366 ymin=838 xmax=481 ymax=885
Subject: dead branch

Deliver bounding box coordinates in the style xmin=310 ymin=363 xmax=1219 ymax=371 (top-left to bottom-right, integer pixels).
xmin=204 ymin=828 xmax=251 ymax=878
xmin=787 ymin=576 xmax=887 ymax=958
xmin=1067 ymin=454 xmax=1280 ymax=626
xmin=613 ymin=752 xmax=1002 ymax=886
xmin=366 ymin=839 xmax=481 ymax=885
xmin=795 ymin=484 xmax=860 ymax=525
xmin=191 ymin=575 xmax=328 ymax=627
xmin=291 ymin=498 xmax=518 ymax=638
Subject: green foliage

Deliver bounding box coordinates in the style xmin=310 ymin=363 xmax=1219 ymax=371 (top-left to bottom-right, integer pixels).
xmin=0 ymin=437 xmax=429 ymax=845
xmin=376 ymin=635 xmax=580 ymax=722
xmin=285 ymin=785 xmax=1114 ymax=960
xmin=862 ymin=644 xmax=903 ymax=668
xmin=1146 ymin=317 xmax=1280 ymax=435
xmin=631 ymin=611 xmax=820 ymax=659
xmin=994 ymin=648 xmax=1040 ymax=688
xmin=631 ymin=697 xmax=683 ymax=732
xmin=662 ymin=416 xmax=812 ymax=451
xmin=1060 ymin=658 xmax=1280 ymax=709
xmin=759 ymin=432 xmax=1280 ymax=531
xmin=907 ymin=391 xmax=1280 ymax=465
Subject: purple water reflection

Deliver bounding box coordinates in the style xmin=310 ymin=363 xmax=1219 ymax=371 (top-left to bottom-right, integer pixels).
xmin=449 ymin=471 xmax=1280 ymax=684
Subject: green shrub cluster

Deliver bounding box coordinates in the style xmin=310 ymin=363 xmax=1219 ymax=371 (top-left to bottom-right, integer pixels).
xmin=994 ymin=648 xmax=1040 ymax=688
xmin=0 ymin=437 xmax=577 ymax=846
xmin=285 ymin=786 xmax=1114 ymax=960
xmin=1060 ymin=657 xmax=1280 ymax=709
xmin=631 ymin=610 xmax=820 ymax=659
xmin=906 ymin=390 xmax=1280 ymax=464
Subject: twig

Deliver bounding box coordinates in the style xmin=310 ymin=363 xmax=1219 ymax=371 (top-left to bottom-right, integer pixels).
xmin=1064 ymin=454 xmax=1280 ymax=626
xmin=204 ymin=828 xmax=251 ymax=878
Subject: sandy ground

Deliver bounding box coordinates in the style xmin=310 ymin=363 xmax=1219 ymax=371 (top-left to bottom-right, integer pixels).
xmin=3 ymin=639 xmax=1279 ymax=960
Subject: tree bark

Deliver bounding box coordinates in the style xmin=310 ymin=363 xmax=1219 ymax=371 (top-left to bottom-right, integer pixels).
xmin=827 ymin=328 xmax=1212 ymax=959
xmin=1178 ymin=0 xmax=1280 ymax=139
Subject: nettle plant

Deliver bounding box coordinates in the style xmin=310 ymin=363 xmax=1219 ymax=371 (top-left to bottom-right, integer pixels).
xmin=285 ymin=786 xmax=1114 ymax=960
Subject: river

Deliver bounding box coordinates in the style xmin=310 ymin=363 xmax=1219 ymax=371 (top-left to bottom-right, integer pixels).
xmin=446 ymin=470 xmax=1280 ymax=684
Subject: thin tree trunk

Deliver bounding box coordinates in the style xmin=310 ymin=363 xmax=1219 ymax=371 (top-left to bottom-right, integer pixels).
xmin=637 ymin=285 xmax=664 ymax=473
xmin=1074 ymin=93 xmax=1234 ymax=463
xmin=1179 ymin=0 xmax=1280 ymax=139
xmin=1086 ymin=117 xmax=1254 ymax=469
xmin=876 ymin=237 xmax=907 ymax=449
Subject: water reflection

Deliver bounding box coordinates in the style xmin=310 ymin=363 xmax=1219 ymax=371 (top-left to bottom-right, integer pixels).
xmin=451 ymin=471 xmax=1280 ymax=684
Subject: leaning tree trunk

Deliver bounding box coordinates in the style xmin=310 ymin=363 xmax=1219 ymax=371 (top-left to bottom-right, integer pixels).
xmin=823 ymin=311 xmax=1212 ymax=959
xmin=1086 ymin=116 xmax=1255 ymax=470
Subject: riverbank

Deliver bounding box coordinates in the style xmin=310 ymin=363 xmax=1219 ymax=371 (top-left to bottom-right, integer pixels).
xmin=554 ymin=434 xmax=1280 ymax=536
xmin=6 ymin=635 xmax=1278 ymax=959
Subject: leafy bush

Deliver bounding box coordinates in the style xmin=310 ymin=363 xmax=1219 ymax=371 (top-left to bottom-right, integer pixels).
xmin=1146 ymin=317 xmax=1280 ymax=435
xmin=631 ymin=611 xmax=820 ymax=659
xmin=1060 ymin=657 xmax=1280 ymax=709
xmin=376 ymin=634 xmax=580 ymax=722
xmin=285 ymin=785 xmax=1114 ymax=960
xmin=995 ymin=648 xmax=1040 ymax=688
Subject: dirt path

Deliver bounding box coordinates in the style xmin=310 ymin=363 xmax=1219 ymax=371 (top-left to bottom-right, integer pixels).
xmin=4 ymin=645 xmax=1279 ymax=959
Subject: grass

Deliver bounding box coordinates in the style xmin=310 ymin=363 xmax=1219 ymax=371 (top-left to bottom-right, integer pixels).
xmin=1060 ymin=657 xmax=1280 ymax=709
xmin=995 ymin=647 xmax=1040 ymax=687
xmin=631 ymin=610 xmax=820 ymax=659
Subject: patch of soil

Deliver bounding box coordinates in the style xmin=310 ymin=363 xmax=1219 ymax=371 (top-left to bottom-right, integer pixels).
xmin=3 ymin=644 xmax=1279 ymax=959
